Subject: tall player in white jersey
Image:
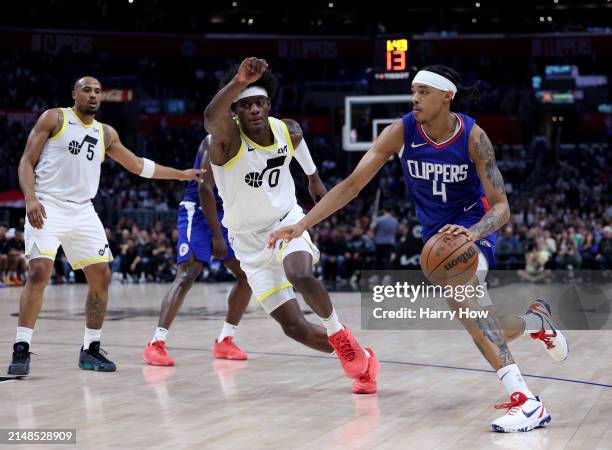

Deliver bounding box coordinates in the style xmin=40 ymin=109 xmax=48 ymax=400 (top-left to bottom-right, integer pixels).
xmin=204 ymin=58 xmax=379 ymax=394
xmin=7 ymin=76 xmax=204 ymax=376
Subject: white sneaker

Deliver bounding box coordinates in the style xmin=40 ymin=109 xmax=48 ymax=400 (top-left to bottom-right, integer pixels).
xmin=526 ymin=299 xmax=569 ymax=362
xmin=491 ymin=391 xmax=551 ymax=433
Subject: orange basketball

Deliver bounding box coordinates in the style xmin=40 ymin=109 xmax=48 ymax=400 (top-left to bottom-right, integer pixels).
xmin=420 ymin=233 xmax=479 ymax=286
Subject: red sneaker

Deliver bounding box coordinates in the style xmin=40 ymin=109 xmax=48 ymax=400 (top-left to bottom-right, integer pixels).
xmin=143 ymin=340 xmax=175 ymax=366
xmin=328 ymin=326 xmax=368 ymax=379
xmin=213 ymin=337 xmax=248 ymax=360
xmin=352 ymin=348 xmax=379 ymax=394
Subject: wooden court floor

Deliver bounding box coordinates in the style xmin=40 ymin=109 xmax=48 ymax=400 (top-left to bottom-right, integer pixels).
xmin=1 ymin=282 xmax=611 ymax=450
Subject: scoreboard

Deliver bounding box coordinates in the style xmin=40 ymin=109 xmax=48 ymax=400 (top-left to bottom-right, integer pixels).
xmin=374 ymin=38 xmax=410 ymax=81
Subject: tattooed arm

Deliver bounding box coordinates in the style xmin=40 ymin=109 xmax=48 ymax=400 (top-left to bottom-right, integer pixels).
xmin=467 ymin=125 xmax=510 ymax=239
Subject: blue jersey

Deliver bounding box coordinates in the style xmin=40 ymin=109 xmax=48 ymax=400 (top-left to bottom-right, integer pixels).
xmin=400 ymin=112 xmax=496 ymax=247
xmin=182 ymin=146 xmax=223 ymax=210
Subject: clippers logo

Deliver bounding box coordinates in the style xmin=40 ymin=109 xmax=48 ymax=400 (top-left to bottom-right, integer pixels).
xmin=244 ymin=156 xmax=286 ymax=188
xmin=179 ymin=243 xmax=189 ymax=257
xmin=443 ymin=246 xmax=477 ymax=271
xmin=479 ymin=239 xmax=492 ymax=248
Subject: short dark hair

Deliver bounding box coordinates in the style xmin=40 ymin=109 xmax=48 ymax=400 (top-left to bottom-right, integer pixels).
xmin=220 ymin=64 xmax=279 ymax=102
xmin=420 ymin=64 xmax=480 ymax=109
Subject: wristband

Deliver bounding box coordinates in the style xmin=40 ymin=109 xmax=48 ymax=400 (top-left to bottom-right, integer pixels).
xmin=140 ymin=158 xmax=155 ymax=178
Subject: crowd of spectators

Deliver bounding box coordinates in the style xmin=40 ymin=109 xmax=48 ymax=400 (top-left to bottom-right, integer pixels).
xmin=1 ymin=47 xmax=610 ymax=288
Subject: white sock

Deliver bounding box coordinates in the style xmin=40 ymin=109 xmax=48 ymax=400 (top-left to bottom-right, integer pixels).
xmin=16 ymin=327 xmax=33 ymax=345
xmin=152 ymin=327 xmax=168 ymax=343
xmin=520 ymin=313 xmax=544 ymax=335
xmin=321 ymin=309 xmax=344 ymax=336
xmin=218 ymin=322 xmax=237 ymax=342
xmin=84 ymin=328 xmax=101 ymax=349
xmin=497 ymin=364 xmax=535 ymax=399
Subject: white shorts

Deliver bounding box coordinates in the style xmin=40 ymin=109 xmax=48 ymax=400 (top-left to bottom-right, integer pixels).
xmin=228 ymin=204 xmax=320 ymax=314
xmin=25 ymin=194 xmax=113 ymax=270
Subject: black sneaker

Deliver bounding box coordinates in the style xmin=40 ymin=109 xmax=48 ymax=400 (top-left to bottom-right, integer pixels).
xmin=8 ymin=342 xmax=31 ymax=376
xmin=78 ymin=342 xmax=116 ymax=372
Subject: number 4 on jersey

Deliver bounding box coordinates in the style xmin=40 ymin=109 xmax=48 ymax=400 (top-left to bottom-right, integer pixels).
xmin=432 ymin=180 xmax=447 ymax=202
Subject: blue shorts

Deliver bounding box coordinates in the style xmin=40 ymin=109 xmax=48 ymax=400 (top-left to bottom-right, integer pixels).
xmin=422 ymin=209 xmax=497 ymax=269
xmin=176 ymin=201 xmax=234 ymax=265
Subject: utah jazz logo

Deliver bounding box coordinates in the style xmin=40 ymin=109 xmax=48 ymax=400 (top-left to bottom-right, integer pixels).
xmin=244 ymin=156 xmax=286 ymax=188
xmin=68 ymin=135 xmax=98 ymax=161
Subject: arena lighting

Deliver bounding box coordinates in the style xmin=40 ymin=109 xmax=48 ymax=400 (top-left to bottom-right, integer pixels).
xmin=232 ymin=1 xmax=237 ymax=6
xmin=475 ymin=2 xmax=481 ymax=7
xmin=472 ymin=18 xmax=477 ymax=23
xmin=328 ymin=2 xmax=334 ymax=7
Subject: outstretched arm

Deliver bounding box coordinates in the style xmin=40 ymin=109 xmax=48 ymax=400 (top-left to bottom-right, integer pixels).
xmin=103 ymin=124 xmax=204 ymax=182
xmin=268 ymin=119 xmax=404 ymax=247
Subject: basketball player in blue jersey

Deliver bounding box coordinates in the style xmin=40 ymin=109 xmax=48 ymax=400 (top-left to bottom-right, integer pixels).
xmin=271 ymin=65 xmax=569 ymax=432
xmin=204 ymin=57 xmax=379 ymax=394
xmin=143 ymin=136 xmax=253 ymax=366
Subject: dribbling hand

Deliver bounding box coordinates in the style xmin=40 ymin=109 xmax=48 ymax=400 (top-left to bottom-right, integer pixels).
xmin=26 ymin=197 xmax=47 ymax=229
xmin=236 ymin=57 xmax=268 ymax=84
xmin=438 ymin=224 xmax=479 ymax=241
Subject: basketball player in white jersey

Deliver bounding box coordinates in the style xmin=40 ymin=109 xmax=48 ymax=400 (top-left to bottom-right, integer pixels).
xmin=8 ymin=76 xmax=204 ymax=376
xmin=204 ymin=58 xmax=379 ymax=394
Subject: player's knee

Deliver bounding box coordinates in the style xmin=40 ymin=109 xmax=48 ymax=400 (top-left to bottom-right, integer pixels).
xmin=27 ymin=261 xmax=52 ymax=286
xmin=285 ymin=268 xmax=315 ymax=291
xmin=176 ymin=264 xmax=200 ymax=288
xmin=99 ymin=265 xmax=111 ymax=286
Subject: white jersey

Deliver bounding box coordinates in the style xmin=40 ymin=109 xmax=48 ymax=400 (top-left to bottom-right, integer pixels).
xmin=35 ymin=107 xmax=105 ymax=203
xmin=211 ymin=117 xmax=297 ymax=233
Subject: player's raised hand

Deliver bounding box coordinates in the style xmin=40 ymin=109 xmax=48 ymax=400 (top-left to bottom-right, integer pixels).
xmin=26 ymin=197 xmax=47 ymax=229
xmin=178 ymin=168 xmax=206 ymax=183
xmin=236 ymin=57 xmax=268 ymax=84
xmin=267 ymin=222 xmax=306 ymax=249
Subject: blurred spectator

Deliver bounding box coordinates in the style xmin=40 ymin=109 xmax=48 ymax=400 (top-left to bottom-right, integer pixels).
xmin=372 ymin=206 xmax=398 ymax=271
xmin=557 ymin=230 xmax=582 ymax=270
xmin=517 ymin=241 xmax=552 ymax=283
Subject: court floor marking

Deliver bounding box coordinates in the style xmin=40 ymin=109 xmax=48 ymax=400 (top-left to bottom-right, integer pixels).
xmin=1 ymin=340 xmax=611 ymax=390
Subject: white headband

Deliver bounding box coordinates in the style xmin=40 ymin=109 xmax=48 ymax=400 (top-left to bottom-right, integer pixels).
xmin=412 ymin=70 xmax=457 ymax=99
xmin=234 ymin=86 xmax=269 ymax=103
